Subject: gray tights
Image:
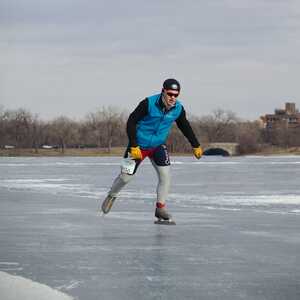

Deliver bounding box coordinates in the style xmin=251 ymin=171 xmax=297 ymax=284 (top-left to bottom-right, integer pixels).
xmin=108 ymin=159 xmax=170 ymax=203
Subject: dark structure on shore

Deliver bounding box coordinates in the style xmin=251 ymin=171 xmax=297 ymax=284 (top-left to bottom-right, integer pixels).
xmin=203 ymin=143 xmax=240 ymax=156
xmin=260 ymin=102 xmax=300 ymax=129
xmin=260 ymin=102 xmax=300 ymax=147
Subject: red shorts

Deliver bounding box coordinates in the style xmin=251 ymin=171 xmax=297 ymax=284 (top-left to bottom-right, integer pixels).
xmin=124 ymin=144 xmax=170 ymax=174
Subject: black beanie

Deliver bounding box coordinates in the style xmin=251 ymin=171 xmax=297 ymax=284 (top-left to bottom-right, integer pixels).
xmin=163 ymin=78 xmax=180 ymax=92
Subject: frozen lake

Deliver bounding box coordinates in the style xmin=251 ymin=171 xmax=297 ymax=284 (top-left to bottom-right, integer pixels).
xmin=0 ymin=155 xmax=300 ymax=299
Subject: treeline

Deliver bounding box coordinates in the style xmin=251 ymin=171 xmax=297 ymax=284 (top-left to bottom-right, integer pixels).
xmin=1 ymin=105 xmax=300 ymax=154
xmin=0 ymin=106 xmax=127 ymax=153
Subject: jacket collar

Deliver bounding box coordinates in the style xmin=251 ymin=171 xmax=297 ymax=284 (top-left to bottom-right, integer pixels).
xmin=156 ymin=94 xmax=176 ymax=113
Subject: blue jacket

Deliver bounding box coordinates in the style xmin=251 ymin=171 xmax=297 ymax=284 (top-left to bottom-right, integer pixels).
xmin=136 ymin=94 xmax=183 ymax=148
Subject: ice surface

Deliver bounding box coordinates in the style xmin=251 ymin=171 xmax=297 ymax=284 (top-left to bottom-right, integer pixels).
xmin=1 ymin=156 xmax=300 ymax=300
xmin=0 ymin=271 xmax=73 ymax=300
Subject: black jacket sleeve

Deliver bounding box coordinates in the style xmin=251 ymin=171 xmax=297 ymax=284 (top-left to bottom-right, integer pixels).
xmin=126 ymin=98 xmax=148 ymax=147
xmin=176 ymin=107 xmax=200 ymax=148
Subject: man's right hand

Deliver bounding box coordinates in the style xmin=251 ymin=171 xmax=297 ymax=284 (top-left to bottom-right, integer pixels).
xmin=193 ymin=146 xmax=203 ymax=159
xmin=130 ymin=146 xmax=143 ymax=160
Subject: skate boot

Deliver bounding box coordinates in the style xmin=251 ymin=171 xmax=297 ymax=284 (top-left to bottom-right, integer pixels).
xmin=154 ymin=204 xmax=176 ymax=225
xmin=101 ymin=194 xmax=117 ymax=214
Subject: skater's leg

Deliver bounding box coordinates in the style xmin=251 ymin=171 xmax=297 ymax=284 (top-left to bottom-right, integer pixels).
xmin=107 ymin=146 xmax=144 ymax=197
xmin=101 ymin=172 xmax=135 ymax=214
xmin=151 ymin=144 xmax=171 ymax=205
xmin=150 ymin=145 xmax=174 ymax=222
xmin=150 ymin=160 xmax=170 ymax=204
xmin=151 ymin=160 xmax=173 ymax=221
xmin=102 ymin=147 xmax=143 ymax=214
xmin=108 ymin=172 xmax=134 ymax=197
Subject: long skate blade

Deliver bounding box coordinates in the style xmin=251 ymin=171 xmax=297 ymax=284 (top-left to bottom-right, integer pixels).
xmin=101 ymin=197 xmax=115 ymax=214
xmin=101 ymin=202 xmax=112 ymax=214
xmin=154 ymin=219 xmax=176 ymax=225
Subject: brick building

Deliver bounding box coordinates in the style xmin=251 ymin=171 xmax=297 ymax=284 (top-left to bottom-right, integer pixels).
xmin=260 ymin=102 xmax=300 ymax=129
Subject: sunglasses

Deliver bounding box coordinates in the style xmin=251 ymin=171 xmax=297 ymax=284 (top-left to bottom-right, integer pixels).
xmin=166 ymin=92 xmax=179 ymax=98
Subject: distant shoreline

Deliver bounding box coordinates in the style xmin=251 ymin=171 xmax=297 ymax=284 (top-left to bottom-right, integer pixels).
xmin=0 ymin=147 xmax=126 ymax=157
xmin=1 ymin=146 xmax=300 ymax=157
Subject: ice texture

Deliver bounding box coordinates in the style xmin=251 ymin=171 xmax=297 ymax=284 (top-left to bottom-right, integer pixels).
xmin=1 ymin=156 xmax=300 ymax=300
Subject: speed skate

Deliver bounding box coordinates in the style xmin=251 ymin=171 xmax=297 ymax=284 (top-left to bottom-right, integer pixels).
xmin=154 ymin=206 xmax=176 ymax=225
xmin=154 ymin=219 xmax=176 ymax=225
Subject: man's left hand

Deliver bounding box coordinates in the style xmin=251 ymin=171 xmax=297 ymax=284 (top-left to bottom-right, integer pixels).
xmin=193 ymin=147 xmax=203 ymax=159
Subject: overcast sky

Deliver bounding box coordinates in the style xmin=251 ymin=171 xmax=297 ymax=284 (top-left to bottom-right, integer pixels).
xmin=1 ymin=0 xmax=300 ymax=120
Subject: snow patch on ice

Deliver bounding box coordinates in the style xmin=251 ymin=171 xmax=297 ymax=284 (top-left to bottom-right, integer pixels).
xmin=0 ymin=262 xmax=23 ymax=272
xmin=0 ymin=178 xmax=97 ymax=197
xmin=56 ymin=280 xmax=82 ymax=291
xmin=169 ymin=193 xmax=300 ymax=206
xmin=171 ymin=160 xmax=240 ymax=165
xmin=0 ymin=162 xmax=121 ymax=167
xmin=0 ymin=271 xmax=73 ymax=300
xmin=107 ymin=212 xmax=150 ymax=221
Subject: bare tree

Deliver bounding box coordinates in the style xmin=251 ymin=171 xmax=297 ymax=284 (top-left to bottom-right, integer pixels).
xmin=30 ymin=116 xmax=45 ymax=153
xmin=49 ymin=116 xmax=78 ymax=153
xmin=2 ymin=109 xmax=34 ymax=148
xmin=0 ymin=106 xmax=6 ymax=147
xmin=198 ymin=109 xmax=239 ymax=142
xmin=167 ymin=126 xmax=190 ymax=153
xmin=77 ymin=120 xmax=95 ymax=147
xmin=265 ymin=127 xmax=300 ymax=148
xmin=86 ymin=106 xmax=127 ymax=152
xmin=237 ymin=121 xmax=264 ymax=154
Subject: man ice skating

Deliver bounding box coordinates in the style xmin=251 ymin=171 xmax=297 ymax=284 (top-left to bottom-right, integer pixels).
xmin=101 ymin=78 xmax=203 ymax=224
